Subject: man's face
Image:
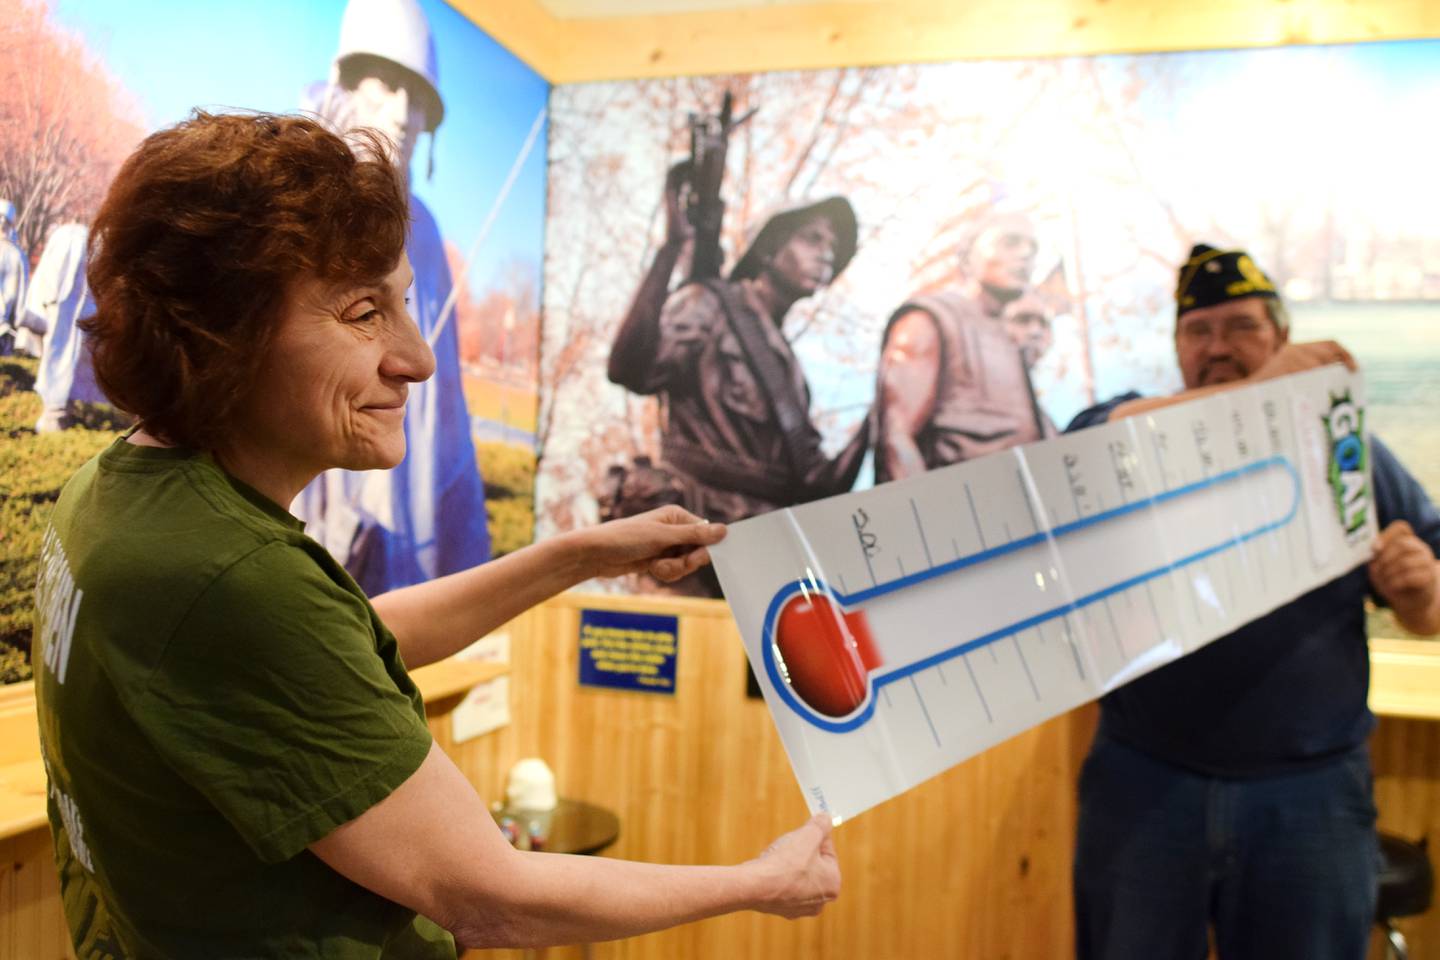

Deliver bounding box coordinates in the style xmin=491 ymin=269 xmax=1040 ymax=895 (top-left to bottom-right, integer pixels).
xmin=967 ymin=217 xmax=1037 ymax=294
xmin=1174 ymin=296 xmax=1286 ymax=389
xmin=346 ymin=60 xmax=428 ymax=172
xmin=768 ymin=214 xmax=838 ymax=296
xmin=1001 ymin=292 xmax=1052 ymax=369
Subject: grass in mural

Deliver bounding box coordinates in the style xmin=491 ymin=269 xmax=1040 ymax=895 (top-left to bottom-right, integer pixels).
xmin=1 ymin=357 xmax=121 ymax=684
xmin=479 ymin=440 xmax=535 ymax=558
xmin=0 ymin=359 xmax=535 ymax=684
xmin=463 ymin=374 xmax=539 ymax=433
xmin=462 ymin=374 xmax=539 ymax=557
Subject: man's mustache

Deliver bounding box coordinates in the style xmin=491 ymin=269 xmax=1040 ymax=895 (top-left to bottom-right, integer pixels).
xmin=1200 ymin=358 xmax=1246 ymax=382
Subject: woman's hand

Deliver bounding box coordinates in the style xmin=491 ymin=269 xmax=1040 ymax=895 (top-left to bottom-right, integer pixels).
xmin=748 ymin=814 xmax=842 ymax=919
xmin=578 ymin=505 xmax=727 ymax=582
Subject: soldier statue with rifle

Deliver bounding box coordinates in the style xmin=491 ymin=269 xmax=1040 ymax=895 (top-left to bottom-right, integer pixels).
xmin=606 ymin=94 xmax=871 ymax=595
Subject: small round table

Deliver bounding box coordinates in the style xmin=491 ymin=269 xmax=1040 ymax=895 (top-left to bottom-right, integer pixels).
xmin=491 ymin=797 xmax=620 ymax=856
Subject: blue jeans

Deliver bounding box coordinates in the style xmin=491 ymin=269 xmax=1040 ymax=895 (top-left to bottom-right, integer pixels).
xmin=1074 ymin=734 xmax=1378 ymax=960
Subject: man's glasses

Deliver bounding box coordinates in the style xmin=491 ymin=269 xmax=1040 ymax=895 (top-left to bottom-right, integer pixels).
xmin=1177 ymin=314 xmax=1267 ymax=345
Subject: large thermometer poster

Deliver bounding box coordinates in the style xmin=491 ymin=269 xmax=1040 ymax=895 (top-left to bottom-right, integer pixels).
xmin=712 ymin=365 xmax=1374 ymax=822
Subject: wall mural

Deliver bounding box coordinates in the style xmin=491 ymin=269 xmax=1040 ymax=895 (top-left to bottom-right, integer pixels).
xmin=537 ymin=40 xmax=1440 ymax=598
xmin=0 ymin=0 xmax=547 ymax=681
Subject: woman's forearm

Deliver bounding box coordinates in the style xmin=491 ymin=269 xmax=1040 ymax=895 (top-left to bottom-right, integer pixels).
xmin=450 ymin=852 xmax=777 ymax=950
xmin=310 ymin=743 xmax=836 ymax=951
xmin=372 ymin=509 xmax=725 ymax=668
xmin=372 ymin=530 xmax=593 ymax=668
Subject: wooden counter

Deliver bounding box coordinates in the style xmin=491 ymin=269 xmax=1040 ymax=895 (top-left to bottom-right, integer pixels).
xmin=1369 ymin=637 xmax=1440 ymax=721
xmin=0 ymin=658 xmax=509 ymax=843
xmin=410 ymin=657 xmax=509 ymax=704
xmin=0 ymin=682 xmax=44 ymax=840
xmin=0 ymin=758 xmax=47 ymax=840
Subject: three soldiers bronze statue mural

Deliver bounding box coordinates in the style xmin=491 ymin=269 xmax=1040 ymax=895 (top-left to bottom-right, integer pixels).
xmin=604 ymin=94 xmax=1051 ymax=596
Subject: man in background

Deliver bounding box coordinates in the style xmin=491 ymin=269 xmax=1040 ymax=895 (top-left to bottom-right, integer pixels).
xmin=1001 ymin=288 xmax=1053 ymax=373
xmin=294 ymin=0 xmax=490 ymax=595
xmin=27 ymin=223 xmax=105 ymax=431
xmin=0 ymin=200 xmax=28 ymax=356
xmin=875 ymin=210 xmax=1053 ymax=484
xmin=1069 ymin=244 xmax=1440 ymax=959
xmin=999 ymin=288 xmax=1057 ymax=435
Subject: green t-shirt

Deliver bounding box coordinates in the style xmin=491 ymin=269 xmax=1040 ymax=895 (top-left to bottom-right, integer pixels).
xmin=32 ymin=439 xmax=457 ymax=959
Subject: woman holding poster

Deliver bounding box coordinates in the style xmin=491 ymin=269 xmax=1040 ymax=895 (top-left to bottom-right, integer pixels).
xmin=31 ymin=111 xmax=837 ymax=958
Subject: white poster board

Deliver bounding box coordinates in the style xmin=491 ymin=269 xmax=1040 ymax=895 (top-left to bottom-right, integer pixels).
xmin=711 ymin=366 xmax=1375 ymax=822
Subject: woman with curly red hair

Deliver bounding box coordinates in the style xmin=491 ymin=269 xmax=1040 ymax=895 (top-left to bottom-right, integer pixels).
xmin=32 ymin=111 xmax=838 ymax=959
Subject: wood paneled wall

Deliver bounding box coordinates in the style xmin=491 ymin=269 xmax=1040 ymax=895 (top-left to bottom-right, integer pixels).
xmin=436 ymin=593 xmax=1440 ymax=960
xmin=3 ymin=593 xmax=1438 ymax=959
xmin=1371 ymin=715 xmax=1440 ymax=955
xmin=0 ymin=829 xmax=70 ymax=960
xmin=457 ymin=593 xmax=1097 ymax=960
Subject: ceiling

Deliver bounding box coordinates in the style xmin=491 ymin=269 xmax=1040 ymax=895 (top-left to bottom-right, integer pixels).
xmin=537 ymin=0 xmax=883 ymax=17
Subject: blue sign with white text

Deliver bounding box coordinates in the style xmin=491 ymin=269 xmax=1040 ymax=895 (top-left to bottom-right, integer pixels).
xmin=578 ymin=609 xmax=679 ymax=695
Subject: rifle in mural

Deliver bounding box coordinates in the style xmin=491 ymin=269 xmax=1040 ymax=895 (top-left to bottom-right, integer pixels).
xmin=684 ymin=91 xmax=756 ymax=283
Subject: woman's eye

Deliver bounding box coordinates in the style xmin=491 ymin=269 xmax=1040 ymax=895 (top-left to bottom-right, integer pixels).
xmin=343 ymin=300 xmax=379 ymax=323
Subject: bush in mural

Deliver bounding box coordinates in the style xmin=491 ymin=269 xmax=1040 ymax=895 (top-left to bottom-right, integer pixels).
xmin=0 ymin=358 xmax=120 ymax=683
xmin=0 ymin=362 xmax=536 ymax=685
xmin=478 ymin=441 xmax=535 ymax=558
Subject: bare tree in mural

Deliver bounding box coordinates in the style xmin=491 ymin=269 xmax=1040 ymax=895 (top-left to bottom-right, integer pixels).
xmin=0 ymin=0 xmax=142 ymax=255
xmin=450 ymin=247 xmax=540 ymax=382
xmin=1047 ymin=57 xmax=1225 ymax=393
xmin=541 ymin=77 xmax=719 ymax=521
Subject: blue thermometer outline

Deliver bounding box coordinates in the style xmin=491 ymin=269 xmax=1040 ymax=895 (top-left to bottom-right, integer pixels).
xmin=760 ymin=455 xmax=1302 ymax=733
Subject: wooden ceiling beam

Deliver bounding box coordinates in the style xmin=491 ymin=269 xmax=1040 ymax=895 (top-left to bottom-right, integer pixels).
xmin=450 ymin=0 xmax=1440 ymax=85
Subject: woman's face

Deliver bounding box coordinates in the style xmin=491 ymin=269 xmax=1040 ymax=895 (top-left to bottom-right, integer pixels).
xmin=240 ymin=255 xmax=433 ymax=479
